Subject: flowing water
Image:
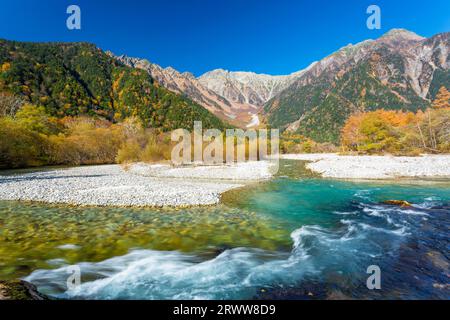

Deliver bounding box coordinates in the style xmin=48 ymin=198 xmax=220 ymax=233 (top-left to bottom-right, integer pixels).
xmin=0 ymin=160 xmax=449 ymax=299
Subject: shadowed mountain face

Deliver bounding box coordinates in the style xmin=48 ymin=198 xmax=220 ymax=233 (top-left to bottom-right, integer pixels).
xmin=264 ymin=29 xmax=450 ymax=142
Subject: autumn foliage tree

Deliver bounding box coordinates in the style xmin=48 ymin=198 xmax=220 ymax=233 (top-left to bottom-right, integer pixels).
xmin=341 ymin=107 xmax=450 ymax=155
xmin=0 ymin=92 xmax=25 ymax=117
xmin=432 ymin=86 xmax=450 ymax=109
xmin=280 ymin=132 xmax=338 ymax=153
xmin=341 ymin=110 xmax=414 ymax=154
xmin=0 ymin=103 xmax=173 ymax=168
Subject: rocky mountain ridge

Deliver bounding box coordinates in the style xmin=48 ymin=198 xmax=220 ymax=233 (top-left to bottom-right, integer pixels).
xmin=114 ymin=55 xmax=260 ymax=127
xmin=197 ymin=68 xmax=305 ymax=107
xmin=114 ymin=56 xmax=309 ymax=127
xmin=114 ymin=29 xmax=449 ymax=140
xmin=264 ymin=29 xmax=449 ymax=142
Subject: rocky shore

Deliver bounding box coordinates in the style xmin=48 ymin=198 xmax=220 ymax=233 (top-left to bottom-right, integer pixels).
xmin=282 ymin=154 xmax=450 ymax=179
xmin=0 ymin=162 xmax=274 ymax=207
xmin=0 ymin=280 xmax=48 ymax=300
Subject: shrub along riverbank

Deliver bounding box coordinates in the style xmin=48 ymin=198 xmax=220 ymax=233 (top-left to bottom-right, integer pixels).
xmin=0 ymin=104 xmax=173 ymax=168
xmin=341 ymin=108 xmax=450 ymax=155
xmin=0 ymin=103 xmax=270 ymax=169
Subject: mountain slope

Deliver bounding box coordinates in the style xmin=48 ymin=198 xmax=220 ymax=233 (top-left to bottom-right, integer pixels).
xmin=198 ymin=69 xmax=304 ymax=107
xmin=0 ymin=40 xmax=227 ymax=130
xmin=264 ymin=29 xmax=450 ymax=143
xmin=115 ymin=55 xmax=309 ymax=128
xmin=115 ymin=55 xmax=264 ymax=127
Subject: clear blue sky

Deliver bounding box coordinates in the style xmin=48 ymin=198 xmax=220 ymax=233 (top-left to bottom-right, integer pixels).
xmin=1 ymin=0 xmax=449 ymax=76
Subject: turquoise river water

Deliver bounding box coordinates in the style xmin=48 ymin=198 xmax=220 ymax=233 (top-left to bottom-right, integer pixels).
xmin=0 ymin=160 xmax=449 ymax=299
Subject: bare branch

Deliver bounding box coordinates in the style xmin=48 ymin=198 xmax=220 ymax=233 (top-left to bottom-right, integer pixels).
xmin=0 ymin=93 xmax=25 ymax=118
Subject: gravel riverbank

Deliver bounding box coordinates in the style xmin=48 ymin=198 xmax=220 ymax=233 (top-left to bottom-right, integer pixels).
xmin=2 ymin=155 xmax=448 ymax=207
xmin=0 ymin=162 xmax=274 ymax=207
xmin=281 ymin=154 xmax=450 ymax=179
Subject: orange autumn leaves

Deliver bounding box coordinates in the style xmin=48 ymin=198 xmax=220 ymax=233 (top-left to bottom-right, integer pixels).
xmin=341 ymin=109 xmax=415 ymax=153
xmin=341 ymin=87 xmax=450 ymax=154
xmin=432 ymin=86 xmax=450 ymax=109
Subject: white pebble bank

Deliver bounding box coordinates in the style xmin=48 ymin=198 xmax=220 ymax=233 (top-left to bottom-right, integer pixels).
xmin=0 ymin=162 xmax=274 ymax=207
xmin=281 ymin=154 xmax=450 ymax=179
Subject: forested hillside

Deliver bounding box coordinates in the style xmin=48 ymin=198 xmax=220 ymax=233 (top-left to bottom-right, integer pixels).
xmin=264 ymin=30 xmax=450 ymax=143
xmin=0 ymin=39 xmax=227 ymax=130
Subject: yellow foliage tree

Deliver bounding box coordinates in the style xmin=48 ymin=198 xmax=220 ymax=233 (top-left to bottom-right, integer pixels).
xmin=341 ymin=107 xmax=450 ymax=155
xmin=1 ymin=62 xmax=11 ymax=72
xmin=432 ymin=86 xmax=450 ymax=109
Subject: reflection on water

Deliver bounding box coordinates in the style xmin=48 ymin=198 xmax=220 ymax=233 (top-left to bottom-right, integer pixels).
xmin=1 ymin=160 xmax=449 ymax=299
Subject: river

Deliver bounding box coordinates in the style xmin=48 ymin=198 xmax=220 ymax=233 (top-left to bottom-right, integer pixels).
xmin=0 ymin=160 xmax=449 ymax=299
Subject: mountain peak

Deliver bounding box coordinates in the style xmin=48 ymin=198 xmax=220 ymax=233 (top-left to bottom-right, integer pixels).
xmin=181 ymin=71 xmax=195 ymax=80
xmin=380 ymin=28 xmax=424 ymax=41
xmin=200 ymin=69 xmax=229 ymax=78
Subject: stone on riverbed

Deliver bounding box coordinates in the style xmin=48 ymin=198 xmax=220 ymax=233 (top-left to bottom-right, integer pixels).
xmin=382 ymin=200 xmax=412 ymax=207
xmin=0 ymin=280 xmax=48 ymax=300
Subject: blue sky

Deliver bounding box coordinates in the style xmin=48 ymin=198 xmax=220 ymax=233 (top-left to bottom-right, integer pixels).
xmin=1 ymin=0 xmax=449 ymax=76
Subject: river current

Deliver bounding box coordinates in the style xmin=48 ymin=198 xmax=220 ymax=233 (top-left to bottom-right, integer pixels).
xmin=0 ymin=160 xmax=449 ymax=299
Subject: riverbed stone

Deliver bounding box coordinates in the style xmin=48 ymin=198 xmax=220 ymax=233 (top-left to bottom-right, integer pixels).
xmin=0 ymin=280 xmax=48 ymax=300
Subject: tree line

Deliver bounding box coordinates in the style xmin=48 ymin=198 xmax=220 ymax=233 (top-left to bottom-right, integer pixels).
xmin=340 ymin=86 xmax=450 ymax=154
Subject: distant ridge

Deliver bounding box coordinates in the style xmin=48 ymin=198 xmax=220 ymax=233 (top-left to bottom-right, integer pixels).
xmin=115 ymin=29 xmax=448 ymax=140
xmin=0 ymin=40 xmax=227 ymax=130
xmin=263 ymin=29 xmax=449 ymax=142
